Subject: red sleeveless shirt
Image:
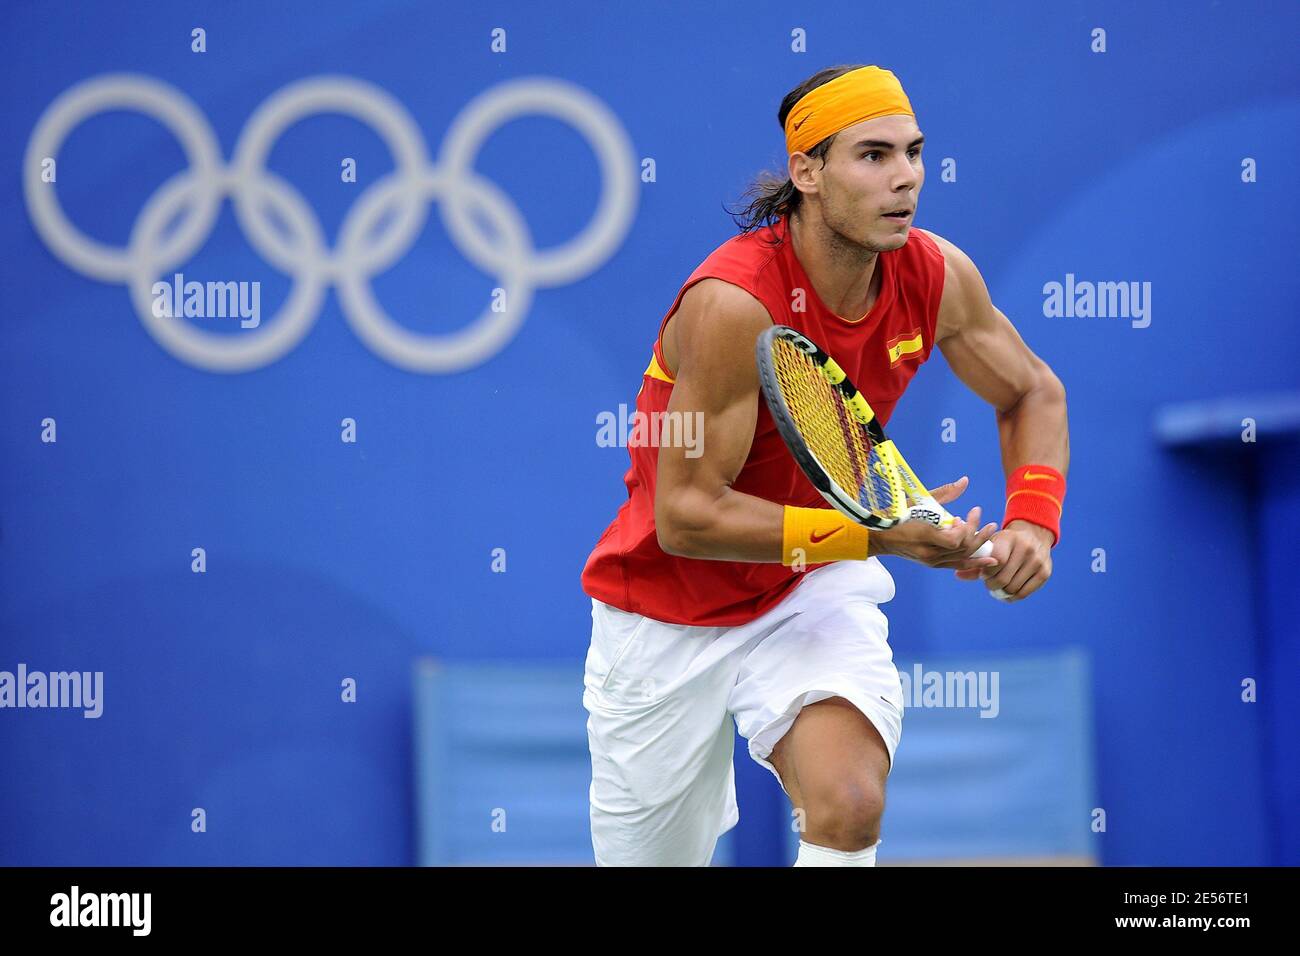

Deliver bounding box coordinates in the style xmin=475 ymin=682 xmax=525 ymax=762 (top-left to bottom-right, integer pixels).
xmin=581 ymin=216 xmax=946 ymax=626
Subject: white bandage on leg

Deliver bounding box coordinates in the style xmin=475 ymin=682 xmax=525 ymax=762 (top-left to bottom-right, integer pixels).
xmin=793 ymin=838 xmax=880 ymax=867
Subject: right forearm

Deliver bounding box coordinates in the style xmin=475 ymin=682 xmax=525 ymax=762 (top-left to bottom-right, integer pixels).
xmin=659 ymin=489 xmax=879 ymax=565
xmin=658 ymin=486 xmax=786 ymax=562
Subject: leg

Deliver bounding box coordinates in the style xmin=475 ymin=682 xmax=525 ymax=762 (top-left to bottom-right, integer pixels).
xmin=587 ymin=712 xmax=737 ymax=866
xmin=727 ymin=559 xmax=904 ymax=864
xmin=767 ymin=696 xmax=890 ymax=851
xmin=582 ymin=599 xmax=746 ymax=866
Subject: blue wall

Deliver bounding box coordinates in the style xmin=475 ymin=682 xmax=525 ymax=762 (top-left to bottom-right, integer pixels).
xmin=1 ymin=0 xmax=1296 ymax=865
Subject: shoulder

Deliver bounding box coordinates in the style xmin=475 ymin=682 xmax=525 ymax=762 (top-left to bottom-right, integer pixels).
xmin=912 ymin=228 xmax=992 ymax=341
xmin=680 ymin=229 xmax=783 ymax=324
xmin=676 ymin=277 xmax=773 ymax=338
xmin=911 ymin=227 xmax=979 ymax=284
xmin=662 ymin=277 xmax=772 ymax=380
xmin=695 ymin=227 xmax=785 ymax=285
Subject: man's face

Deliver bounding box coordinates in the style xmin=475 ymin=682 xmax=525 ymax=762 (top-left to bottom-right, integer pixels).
xmin=804 ymin=114 xmax=925 ymax=252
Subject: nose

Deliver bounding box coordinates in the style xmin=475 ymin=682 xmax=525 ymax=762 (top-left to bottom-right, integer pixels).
xmin=893 ymin=152 xmax=920 ymax=190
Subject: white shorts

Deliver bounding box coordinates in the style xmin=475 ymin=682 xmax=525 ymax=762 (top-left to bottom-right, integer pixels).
xmin=582 ymin=557 xmax=904 ymax=867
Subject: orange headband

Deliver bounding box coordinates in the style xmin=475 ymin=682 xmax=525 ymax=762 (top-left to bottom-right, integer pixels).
xmin=784 ymin=65 xmax=915 ymax=156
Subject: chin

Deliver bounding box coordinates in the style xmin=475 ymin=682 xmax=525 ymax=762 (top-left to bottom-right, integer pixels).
xmin=879 ymin=227 xmax=910 ymax=249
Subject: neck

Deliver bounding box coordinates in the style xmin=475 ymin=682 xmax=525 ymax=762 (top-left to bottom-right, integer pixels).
xmin=787 ymin=209 xmax=880 ymax=322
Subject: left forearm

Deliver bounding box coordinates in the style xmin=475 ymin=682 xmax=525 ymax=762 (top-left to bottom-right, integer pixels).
xmin=995 ymin=374 xmax=1069 ymax=478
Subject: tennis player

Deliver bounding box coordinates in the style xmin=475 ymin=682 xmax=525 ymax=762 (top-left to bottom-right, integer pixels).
xmin=580 ymin=64 xmax=1069 ymax=867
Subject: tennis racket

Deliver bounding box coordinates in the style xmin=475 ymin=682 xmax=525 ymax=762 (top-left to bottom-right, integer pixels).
xmin=756 ymin=325 xmax=1009 ymax=599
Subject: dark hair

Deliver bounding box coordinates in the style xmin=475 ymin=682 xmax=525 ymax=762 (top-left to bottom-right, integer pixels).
xmin=726 ymin=64 xmax=870 ymax=242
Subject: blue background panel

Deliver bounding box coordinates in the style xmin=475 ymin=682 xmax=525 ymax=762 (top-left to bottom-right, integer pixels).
xmin=1 ymin=0 xmax=1296 ymax=865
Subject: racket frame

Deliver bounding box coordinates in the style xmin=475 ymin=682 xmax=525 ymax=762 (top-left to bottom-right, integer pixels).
xmin=756 ymin=325 xmax=909 ymax=529
xmin=757 ymin=324 xmax=1000 ymax=589
xmin=757 ymin=324 xmax=982 ymax=535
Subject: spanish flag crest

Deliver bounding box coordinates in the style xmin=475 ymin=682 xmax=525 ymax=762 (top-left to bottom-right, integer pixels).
xmin=886 ymin=328 xmax=924 ymax=367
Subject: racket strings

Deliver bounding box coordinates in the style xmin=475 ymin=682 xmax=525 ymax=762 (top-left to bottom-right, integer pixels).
xmin=771 ymin=339 xmax=900 ymax=519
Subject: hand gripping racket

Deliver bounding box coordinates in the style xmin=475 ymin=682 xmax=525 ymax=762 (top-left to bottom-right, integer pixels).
xmin=756 ymin=325 xmax=1010 ymax=599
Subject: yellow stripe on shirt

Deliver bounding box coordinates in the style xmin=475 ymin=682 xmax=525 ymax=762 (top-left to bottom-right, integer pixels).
xmin=644 ymin=352 xmax=676 ymax=384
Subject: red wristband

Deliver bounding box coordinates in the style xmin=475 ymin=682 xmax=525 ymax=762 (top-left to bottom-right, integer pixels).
xmin=1002 ymin=464 xmax=1065 ymax=547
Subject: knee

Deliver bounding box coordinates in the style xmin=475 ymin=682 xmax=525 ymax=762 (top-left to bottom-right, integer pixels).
xmin=801 ymin=775 xmax=885 ymax=850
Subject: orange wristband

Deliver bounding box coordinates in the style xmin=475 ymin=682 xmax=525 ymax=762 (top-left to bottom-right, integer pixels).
xmin=782 ymin=506 xmax=869 ymax=566
xmin=1002 ymin=464 xmax=1065 ymax=546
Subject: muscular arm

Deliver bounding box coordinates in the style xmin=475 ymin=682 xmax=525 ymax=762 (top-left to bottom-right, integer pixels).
xmin=927 ymin=230 xmax=1069 ymax=598
xmin=653 ymin=279 xmax=787 ymax=561
xmin=929 ymin=231 xmax=1070 ymax=481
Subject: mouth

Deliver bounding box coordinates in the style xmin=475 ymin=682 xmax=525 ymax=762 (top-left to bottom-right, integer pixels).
xmin=882 ymin=208 xmax=913 ymax=221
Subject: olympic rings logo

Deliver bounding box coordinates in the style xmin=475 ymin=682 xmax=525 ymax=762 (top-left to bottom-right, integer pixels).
xmin=23 ymin=74 xmax=638 ymax=373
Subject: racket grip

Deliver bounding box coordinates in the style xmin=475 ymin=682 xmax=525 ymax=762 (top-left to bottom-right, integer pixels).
xmin=930 ymin=504 xmax=1008 ymax=600
xmin=965 ymin=530 xmax=1009 ymax=600
xmin=916 ymin=500 xmax=995 ymax=562
xmin=971 ymin=540 xmax=1013 ymax=601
